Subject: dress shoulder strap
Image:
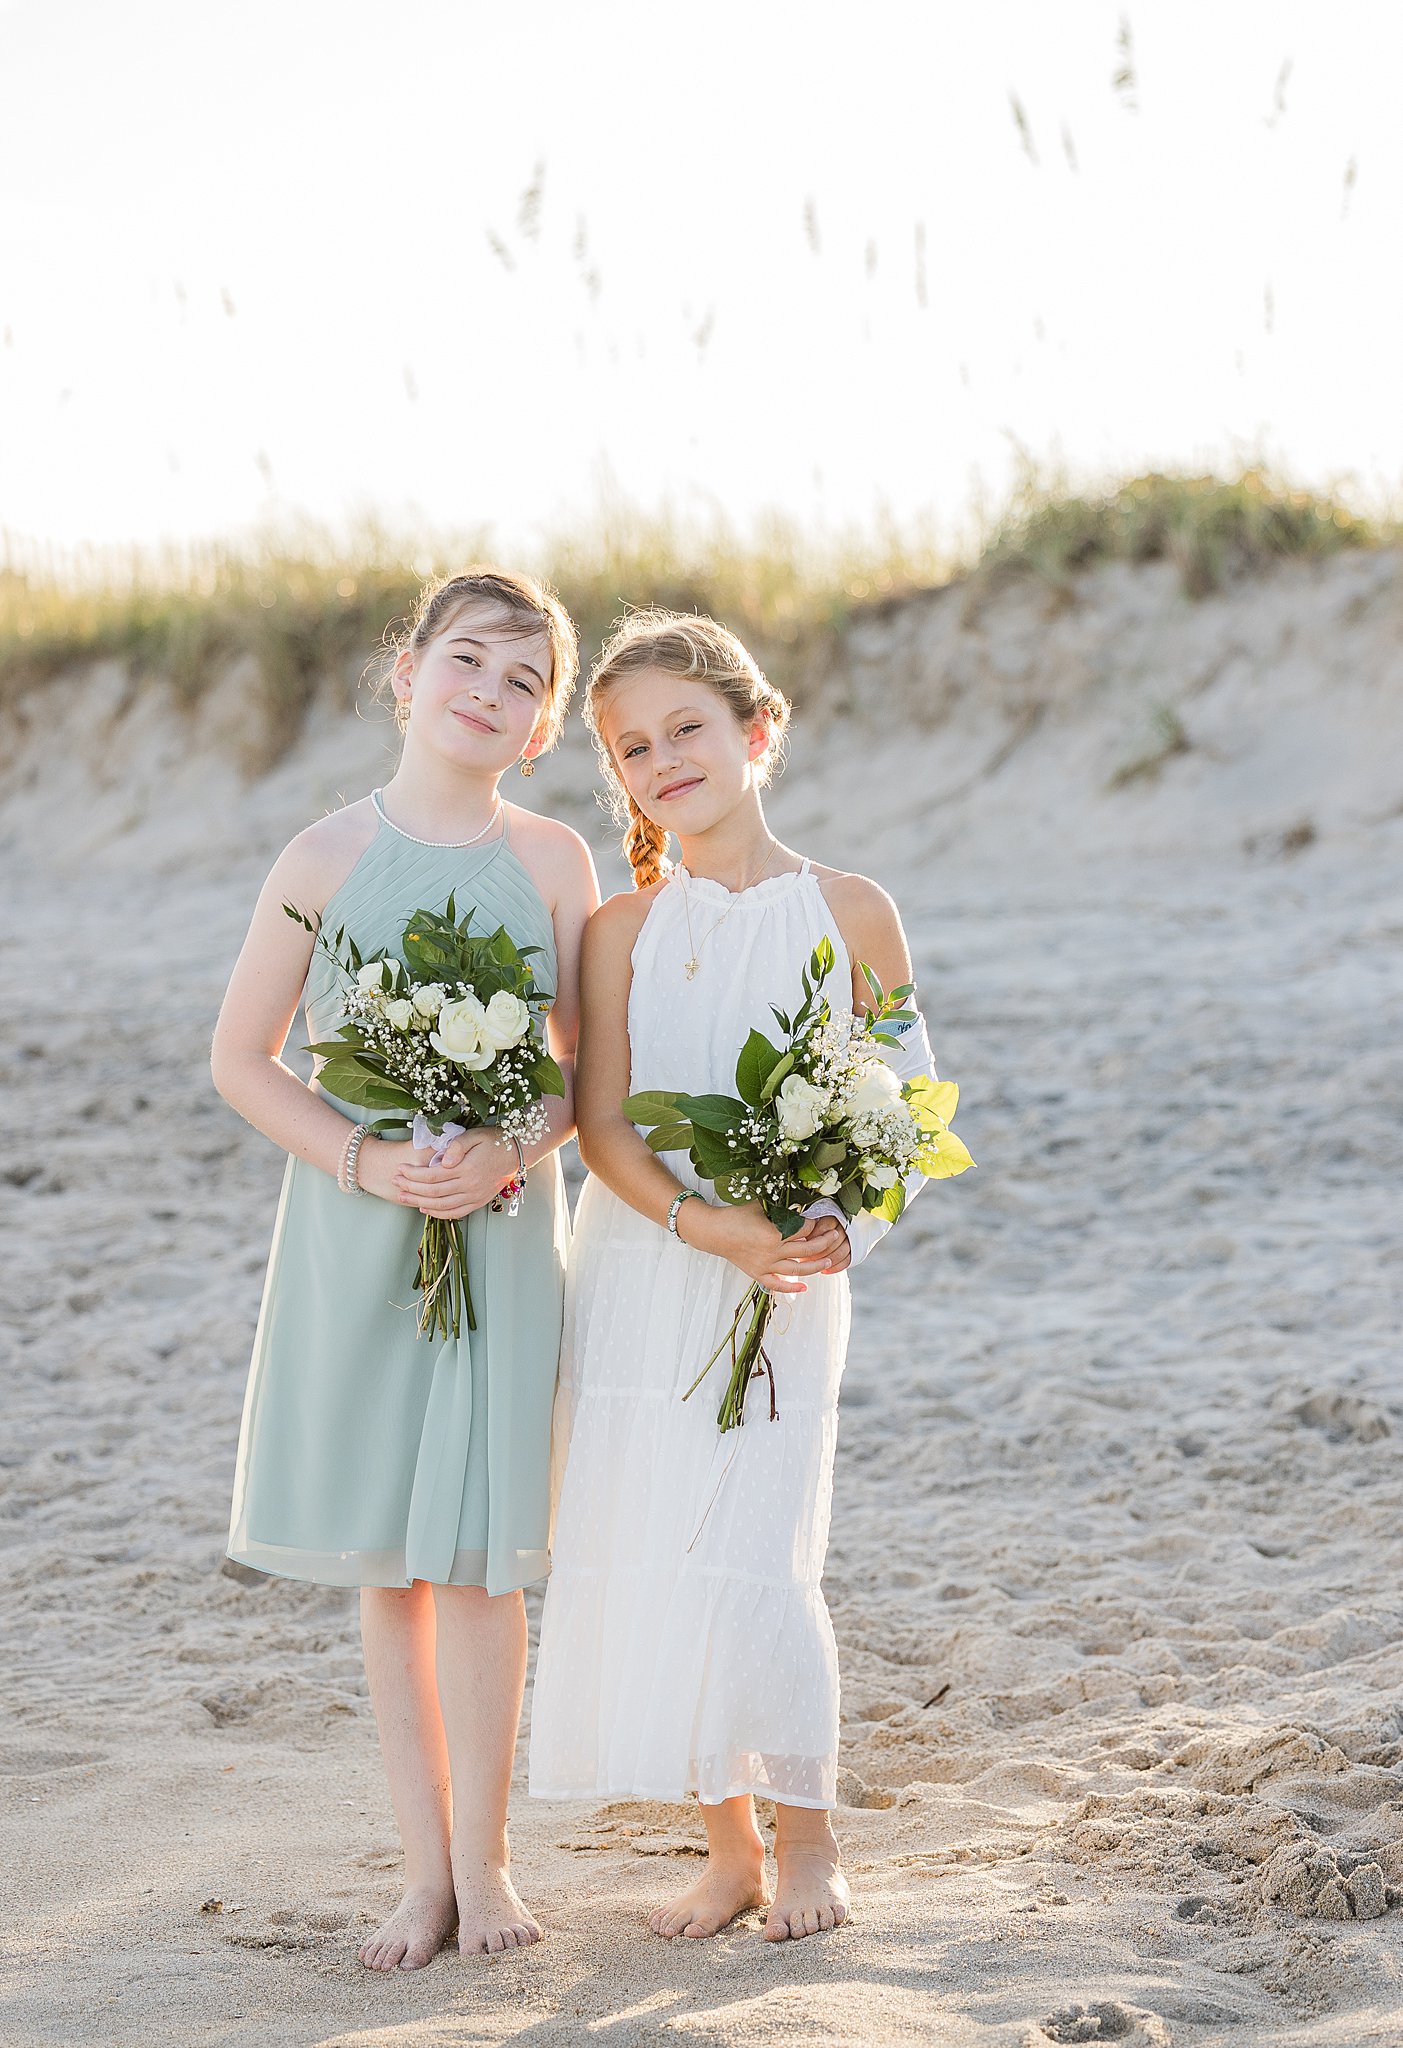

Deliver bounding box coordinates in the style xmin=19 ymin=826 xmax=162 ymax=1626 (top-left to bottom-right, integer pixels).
xmin=798 ymin=856 xmax=812 ymax=876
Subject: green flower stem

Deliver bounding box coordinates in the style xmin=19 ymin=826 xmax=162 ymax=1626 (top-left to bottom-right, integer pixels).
xmin=414 ymin=1215 xmax=477 ymax=1339
xmin=684 ymin=1282 xmax=776 ymax=1432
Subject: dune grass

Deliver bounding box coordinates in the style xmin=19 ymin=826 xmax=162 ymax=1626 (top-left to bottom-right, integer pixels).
xmin=0 ymin=473 xmax=1390 ymax=769
xmin=981 ymin=468 xmax=1378 ymax=598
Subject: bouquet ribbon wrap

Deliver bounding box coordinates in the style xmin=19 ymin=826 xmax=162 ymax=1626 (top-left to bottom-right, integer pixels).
xmin=412 ymin=1113 xmax=467 ymax=1163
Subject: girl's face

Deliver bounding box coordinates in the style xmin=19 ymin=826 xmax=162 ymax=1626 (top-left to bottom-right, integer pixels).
xmin=395 ymin=603 xmax=552 ymax=773
xmin=600 ymin=670 xmax=767 ymax=836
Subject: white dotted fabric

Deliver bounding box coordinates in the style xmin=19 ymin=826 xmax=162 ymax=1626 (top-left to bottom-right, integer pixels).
xmin=530 ymin=869 xmax=854 ymax=1809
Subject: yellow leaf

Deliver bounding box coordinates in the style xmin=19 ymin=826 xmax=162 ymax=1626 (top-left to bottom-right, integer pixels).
xmin=928 ymin=1079 xmax=959 ymax=1123
xmin=920 ymin=1130 xmax=975 ymax=1179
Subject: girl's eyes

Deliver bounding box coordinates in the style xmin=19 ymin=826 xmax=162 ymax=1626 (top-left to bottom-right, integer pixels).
xmin=622 ymin=720 xmax=701 ymax=761
xmin=454 ymin=653 xmax=534 ymax=693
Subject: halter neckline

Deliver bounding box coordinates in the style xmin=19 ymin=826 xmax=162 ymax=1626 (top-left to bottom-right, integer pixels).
xmin=674 ymin=856 xmax=811 ymax=903
xmin=371 ymin=788 xmax=507 ymax=850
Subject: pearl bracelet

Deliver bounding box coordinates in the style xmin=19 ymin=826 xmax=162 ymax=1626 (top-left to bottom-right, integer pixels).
xmin=339 ymin=1122 xmax=370 ymax=1196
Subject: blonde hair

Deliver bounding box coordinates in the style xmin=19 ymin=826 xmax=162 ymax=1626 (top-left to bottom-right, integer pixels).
xmin=384 ymin=565 xmax=579 ymax=749
xmin=586 ymin=609 xmax=791 ymax=889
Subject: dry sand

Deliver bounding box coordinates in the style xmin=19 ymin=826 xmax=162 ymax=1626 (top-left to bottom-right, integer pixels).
xmin=2 ymin=553 xmax=1402 ymax=2046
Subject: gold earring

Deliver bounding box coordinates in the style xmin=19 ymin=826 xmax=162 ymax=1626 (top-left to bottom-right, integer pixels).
xmin=519 ymin=757 xmax=535 ymax=778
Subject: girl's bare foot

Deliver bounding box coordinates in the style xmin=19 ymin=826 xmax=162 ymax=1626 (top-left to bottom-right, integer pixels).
xmin=765 ymin=1832 xmax=850 ymax=1942
xmin=358 ymin=1883 xmax=457 ymax=1971
xmin=453 ymin=1841 xmax=541 ymax=1956
xmin=649 ymin=1852 xmax=771 ymax=1940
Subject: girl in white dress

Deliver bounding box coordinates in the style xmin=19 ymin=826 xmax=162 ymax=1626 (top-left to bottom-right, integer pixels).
xmin=529 ymin=611 xmax=938 ymax=1941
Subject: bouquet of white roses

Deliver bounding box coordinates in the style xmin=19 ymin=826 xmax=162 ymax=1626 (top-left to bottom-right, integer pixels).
xmin=623 ymin=938 xmax=973 ymax=1431
xmin=285 ymin=892 xmax=563 ymax=1339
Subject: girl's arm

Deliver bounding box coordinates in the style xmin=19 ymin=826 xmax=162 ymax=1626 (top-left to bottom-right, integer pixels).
xmin=394 ymin=819 xmax=601 ymax=1219
xmin=210 ymin=820 xmax=421 ymax=1205
xmin=575 ymin=894 xmax=846 ymax=1294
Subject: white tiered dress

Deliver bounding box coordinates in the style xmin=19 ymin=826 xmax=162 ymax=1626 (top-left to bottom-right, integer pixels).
xmin=529 ymin=862 xmax=852 ymax=1810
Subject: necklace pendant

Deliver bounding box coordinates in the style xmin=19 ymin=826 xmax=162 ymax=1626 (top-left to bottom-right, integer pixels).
xmin=684 ymin=958 xmax=700 ymax=980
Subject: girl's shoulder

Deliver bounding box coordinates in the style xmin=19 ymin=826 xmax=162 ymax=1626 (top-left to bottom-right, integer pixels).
xmin=270 ymin=797 xmax=380 ymax=916
xmin=806 ymin=862 xmax=910 ymax=992
xmin=502 ymin=804 xmax=599 ymax=916
xmin=807 ymin=862 xmax=902 ymax=934
xmin=582 ymin=879 xmax=666 ymax=962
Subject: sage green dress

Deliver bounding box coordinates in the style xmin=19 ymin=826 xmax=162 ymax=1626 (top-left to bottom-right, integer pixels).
xmin=226 ymin=801 xmax=568 ymax=1593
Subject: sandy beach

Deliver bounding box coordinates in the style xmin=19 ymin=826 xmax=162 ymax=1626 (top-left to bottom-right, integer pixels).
xmin=3 ymin=553 xmax=1402 ymax=2046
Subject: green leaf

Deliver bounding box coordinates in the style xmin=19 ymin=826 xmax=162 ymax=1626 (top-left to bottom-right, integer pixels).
xmin=672 ymin=1093 xmax=745 ymax=1132
xmin=770 ymin=1006 xmax=792 ymax=1035
xmin=645 ymin=1123 xmax=695 ymax=1154
xmin=837 ymin=1179 xmax=863 ymax=1218
xmin=758 ymin=1049 xmax=795 ymax=1102
xmin=690 ymin=1124 xmax=740 ymax=1177
xmin=872 ymin=1181 xmax=908 ymax=1223
xmin=531 ymin=1054 xmax=566 ymax=1098
xmin=734 ymin=1028 xmax=782 ymax=1107
xmin=622 ymin=1089 xmax=683 ymax=1125
xmin=859 ymin=959 xmax=885 ymax=1009
xmin=810 ymin=1139 xmax=848 ymax=1169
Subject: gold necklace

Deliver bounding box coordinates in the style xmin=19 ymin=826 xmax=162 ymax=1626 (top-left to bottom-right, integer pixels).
xmin=679 ymin=841 xmax=781 ymax=979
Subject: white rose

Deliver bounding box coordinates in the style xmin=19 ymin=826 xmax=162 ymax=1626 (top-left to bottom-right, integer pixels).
xmin=775 ymin=1074 xmax=828 ymax=1142
xmin=862 ymin=1159 xmax=899 ymax=1190
xmin=384 ymin=998 xmax=415 ymax=1031
xmin=480 ymin=990 xmax=532 ymax=1051
xmin=430 ymin=992 xmax=495 ymax=1069
xmin=357 ymin=959 xmax=398 ymax=994
xmin=412 ymin=983 xmax=448 ymax=1018
xmin=816 ymin=1168 xmax=841 ymax=1197
xmin=847 ymin=1057 xmax=903 ymax=1118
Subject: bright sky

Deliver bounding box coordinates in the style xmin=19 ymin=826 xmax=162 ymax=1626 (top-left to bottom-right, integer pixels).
xmin=2 ymin=0 xmax=1399 ymax=560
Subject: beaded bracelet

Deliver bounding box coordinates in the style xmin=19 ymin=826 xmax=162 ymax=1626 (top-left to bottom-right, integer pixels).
xmin=338 ymin=1122 xmax=370 ymax=1196
xmin=490 ymin=1134 xmax=528 ymax=1215
xmin=667 ymin=1188 xmax=700 ymax=1236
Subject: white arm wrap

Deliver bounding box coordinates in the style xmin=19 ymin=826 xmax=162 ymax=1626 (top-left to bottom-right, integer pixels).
xmin=805 ymin=1007 xmax=938 ymax=1267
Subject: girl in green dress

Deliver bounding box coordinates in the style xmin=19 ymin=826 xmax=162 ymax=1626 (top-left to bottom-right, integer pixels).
xmin=212 ymin=568 xmax=599 ymax=1970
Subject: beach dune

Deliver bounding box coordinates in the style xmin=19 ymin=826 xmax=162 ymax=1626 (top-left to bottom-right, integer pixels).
xmin=2 ymin=550 xmax=1401 ymax=2046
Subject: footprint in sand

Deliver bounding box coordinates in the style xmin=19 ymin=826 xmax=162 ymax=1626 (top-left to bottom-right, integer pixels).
xmin=0 ymin=1747 xmax=105 ymax=1776
xmin=1032 ymin=2001 xmax=1171 ymax=2046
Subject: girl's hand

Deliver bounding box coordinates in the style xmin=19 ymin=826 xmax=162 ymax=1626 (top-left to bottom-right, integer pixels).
xmin=354 ymin=1137 xmax=431 ymax=1205
xmin=683 ymin=1201 xmax=849 ymax=1293
xmin=392 ymin=1128 xmax=520 ymax=1220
